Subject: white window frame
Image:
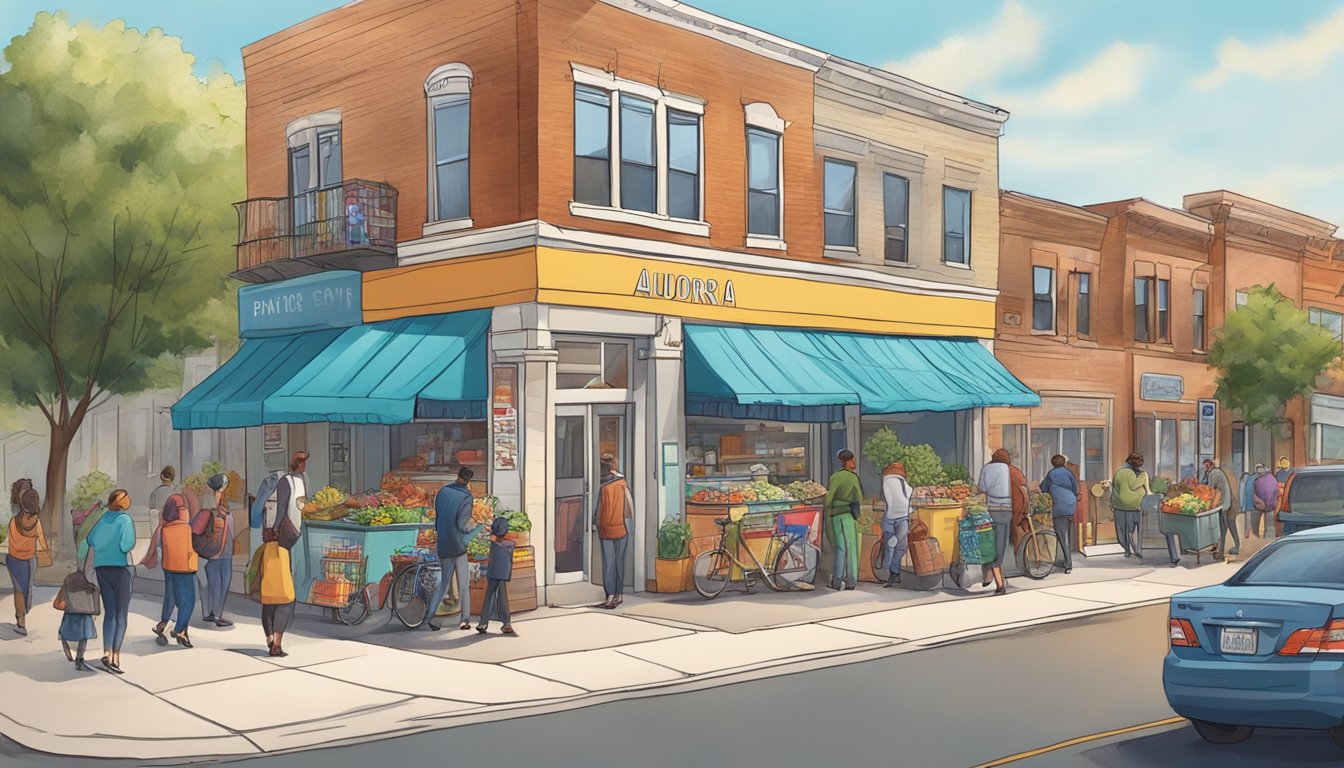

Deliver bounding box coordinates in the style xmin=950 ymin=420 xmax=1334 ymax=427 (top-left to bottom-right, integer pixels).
xmin=1031 ymin=265 xmax=1056 ymax=335
xmin=424 ymin=63 xmax=474 ymax=235
xmin=286 ymin=109 xmax=343 ymax=193
xmin=942 ymin=185 xmax=972 ymax=267
xmin=569 ymin=63 xmax=709 ymax=238
xmin=823 ymin=157 xmax=858 ymax=254
xmin=744 ymin=102 xmax=787 ymax=251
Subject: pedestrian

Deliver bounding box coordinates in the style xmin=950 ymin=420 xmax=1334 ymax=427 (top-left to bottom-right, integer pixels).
xmin=427 ymin=467 xmax=481 ymax=632
xmin=6 ymin=486 xmax=48 ymax=636
xmin=194 ymin=474 xmax=235 ymax=627
xmin=1249 ymin=463 xmax=1278 ymax=539
xmin=56 ymin=543 xmax=98 ymax=672
xmin=476 ymin=516 xmax=516 ymax=635
xmin=1274 ymin=456 xmax=1292 ymax=484
xmin=1201 ymin=459 xmax=1239 ymax=559
xmin=880 ymin=461 xmax=911 ymax=587
xmin=824 ymin=449 xmax=863 ymax=591
xmin=140 ymin=467 xmax=182 ymax=632
xmin=1039 ymin=454 xmax=1079 ymax=574
xmin=595 ymin=453 xmax=635 ymax=608
xmin=7 ymin=478 xmax=32 ymax=527
xmin=148 ymin=466 xmax=176 ymax=518
xmin=977 ymin=449 xmax=1021 ymax=594
xmin=150 ymin=494 xmax=198 ymax=648
xmin=1110 ymin=453 xmax=1150 ymax=559
xmin=261 ymin=451 xmax=307 ymax=657
xmin=80 ymin=489 xmax=136 ymax=674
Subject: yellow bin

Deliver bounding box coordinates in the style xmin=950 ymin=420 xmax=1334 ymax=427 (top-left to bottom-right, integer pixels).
xmin=913 ymin=502 xmax=964 ymax=562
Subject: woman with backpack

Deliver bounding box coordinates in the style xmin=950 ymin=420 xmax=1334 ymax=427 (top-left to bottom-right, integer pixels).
xmin=79 ymin=489 xmax=136 ymax=673
xmin=193 ymin=474 xmax=234 ymax=627
xmin=151 ymin=493 xmax=198 ymax=648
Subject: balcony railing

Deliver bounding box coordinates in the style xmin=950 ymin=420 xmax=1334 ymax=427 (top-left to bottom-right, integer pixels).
xmin=233 ymin=179 xmax=399 ymax=283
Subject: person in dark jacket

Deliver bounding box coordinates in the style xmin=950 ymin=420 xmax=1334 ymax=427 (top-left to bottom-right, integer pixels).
xmin=427 ymin=467 xmax=482 ymax=631
xmin=477 ymin=516 xmax=516 ymax=635
xmin=196 ymin=474 xmax=234 ymax=627
xmin=1039 ymin=454 xmax=1079 ymax=574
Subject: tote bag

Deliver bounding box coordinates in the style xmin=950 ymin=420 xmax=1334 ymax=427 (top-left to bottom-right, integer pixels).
xmin=259 ymin=541 xmax=295 ymax=605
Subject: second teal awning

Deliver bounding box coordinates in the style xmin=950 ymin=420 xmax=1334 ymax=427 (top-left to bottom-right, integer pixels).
xmin=684 ymin=324 xmax=1039 ymax=414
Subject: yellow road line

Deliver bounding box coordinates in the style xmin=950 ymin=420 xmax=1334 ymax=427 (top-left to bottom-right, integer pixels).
xmin=970 ymin=716 xmax=1187 ymax=768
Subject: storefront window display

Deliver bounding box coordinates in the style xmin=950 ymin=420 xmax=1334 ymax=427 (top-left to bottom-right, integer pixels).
xmin=1320 ymin=424 xmax=1344 ymax=463
xmin=1028 ymin=427 xmax=1105 ymax=483
xmin=860 ymin=413 xmax=963 ymax=493
xmin=389 ymin=420 xmax=488 ymax=486
xmin=686 ymin=418 xmax=810 ymax=483
xmin=1001 ymin=424 xmax=1027 ymax=469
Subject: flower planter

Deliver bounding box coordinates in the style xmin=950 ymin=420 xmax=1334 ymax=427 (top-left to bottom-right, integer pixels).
xmin=654 ymin=556 xmax=692 ymax=592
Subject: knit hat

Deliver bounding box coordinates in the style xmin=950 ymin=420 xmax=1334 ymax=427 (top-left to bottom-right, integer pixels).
xmin=207 ymin=473 xmax=230 ymax=492
xmin=490 ymin=516 xmax=510 ymax=538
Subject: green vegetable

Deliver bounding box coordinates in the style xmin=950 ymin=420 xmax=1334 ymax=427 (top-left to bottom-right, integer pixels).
xmin=657 ymin=517 xmax=692 ymax=559
xmin=861 ymin=427 xmax=947 ymax=488
xmin=944 ymin=464 xmax=970 ymax=483
xmin=750 ymin=481 xmax=789 ymax=501
xmin=466 ymin=534 xmax=490 ymax=559
xmin=504 ymin=508 xmax=532 ymax=532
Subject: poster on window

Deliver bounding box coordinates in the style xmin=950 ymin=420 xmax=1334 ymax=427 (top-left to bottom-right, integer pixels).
xmin=263 ymin=424 xmax=283 ymax=453
xmin=493 ymin=367 xmax=518 ymax=470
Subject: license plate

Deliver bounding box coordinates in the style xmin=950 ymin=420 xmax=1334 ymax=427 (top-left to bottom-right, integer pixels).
xmin=1221 ymin=627 xmax=1258 ymax=655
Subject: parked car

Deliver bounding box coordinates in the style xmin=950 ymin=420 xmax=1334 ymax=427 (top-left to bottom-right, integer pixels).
xmin=1275 ymin=466 xmax=1344 ymax=537
xmin=1163 ymin=524 xmax=1344 ymax=748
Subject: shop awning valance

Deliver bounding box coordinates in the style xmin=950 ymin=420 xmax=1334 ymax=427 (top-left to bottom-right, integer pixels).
xmin=172 ymin=310 xmax=489 ymax=429
xmin=684 ymin=324 xmax=1040 ymax=415
xmin=172 ymin=329 xmax=347 ymax=430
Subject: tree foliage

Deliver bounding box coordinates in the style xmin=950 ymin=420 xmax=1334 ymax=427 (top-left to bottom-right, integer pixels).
xmin=0 ymin=13 xmax=243 ymax=544
xmin=1208 ymin=284 xmax=1339 ymax=430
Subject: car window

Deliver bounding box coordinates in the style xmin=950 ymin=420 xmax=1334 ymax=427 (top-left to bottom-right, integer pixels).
xmin=1287 ymin=474 xmax=1344 ymax=514
xmin=1231 ymin=539 xmax=1344 ymax=587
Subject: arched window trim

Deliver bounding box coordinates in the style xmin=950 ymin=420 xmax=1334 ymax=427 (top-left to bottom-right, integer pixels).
xmin=424 ymin=63 xmax=473 ymax=233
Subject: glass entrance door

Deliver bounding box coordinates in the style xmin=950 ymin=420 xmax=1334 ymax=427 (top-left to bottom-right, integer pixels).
xmin=553 ymin=404 xmax=632 ymax=585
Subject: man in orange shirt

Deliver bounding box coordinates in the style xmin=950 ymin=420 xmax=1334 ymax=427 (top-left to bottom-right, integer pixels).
xmin=595 ymin=454 xmax=634 ymax=609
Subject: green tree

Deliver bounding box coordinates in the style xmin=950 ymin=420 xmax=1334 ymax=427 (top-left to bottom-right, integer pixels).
xmin=1208 ymin=284 xmax=1339 ymax=433
xmin=0 ymin=13 xmax=243 ymax=552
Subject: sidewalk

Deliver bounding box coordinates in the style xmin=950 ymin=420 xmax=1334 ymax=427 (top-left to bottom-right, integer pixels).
xmin=0 ymin=554 xmax=1234 ymax=761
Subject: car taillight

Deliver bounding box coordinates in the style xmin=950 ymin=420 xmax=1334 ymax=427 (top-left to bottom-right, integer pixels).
xmin=1279 ymin=619 xmax=1344 ymax=656
xmin=1170 ymin=618 xmax=1200 ymax=648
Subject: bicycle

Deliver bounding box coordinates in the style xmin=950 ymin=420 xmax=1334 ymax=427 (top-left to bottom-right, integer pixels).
xmin=692 ymin=507 xmax=817 ymax=599
xmin=387 ymin=555 xmax=462 ymax=629
xmin=1014 ymin=510 xmax=1061 ymax=580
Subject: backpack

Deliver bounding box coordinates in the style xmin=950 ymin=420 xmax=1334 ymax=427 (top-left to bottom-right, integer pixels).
xmin=249 ymin=471 xmax=284 ymax=529
xmin=191 ymin=507 xmax=229 ymax=560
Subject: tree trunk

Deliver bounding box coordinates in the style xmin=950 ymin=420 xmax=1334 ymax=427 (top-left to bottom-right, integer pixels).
xmin=41 ymin=424 xmax=72 ymax=559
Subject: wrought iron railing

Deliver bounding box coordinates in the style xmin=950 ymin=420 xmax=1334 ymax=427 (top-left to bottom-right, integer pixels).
xmin=235 ymin=179 xmax=398 ymax=272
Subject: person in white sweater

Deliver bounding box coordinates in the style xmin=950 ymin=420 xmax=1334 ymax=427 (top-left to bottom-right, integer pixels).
xmin=880 ymin=462 xmax=912 ymax=586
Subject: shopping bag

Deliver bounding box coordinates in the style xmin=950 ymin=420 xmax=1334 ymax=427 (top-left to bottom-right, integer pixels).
xmin=908 ymin=518 xmax=930 ymax=543
xmin=958 ymin=518 xmax=985 ymax=564
xmin=910 ymin=537 xmax=944 ymax=576
xmin=976 ymin=526 xmax=998 ymax=563
xmin=259 ymin=541 xmax=295 ymax=605
xmin=245 ymin=544 xmax=266 ymax=597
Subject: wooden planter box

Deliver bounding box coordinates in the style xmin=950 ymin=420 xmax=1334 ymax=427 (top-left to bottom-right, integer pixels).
xmin=469 ymin=563 xmax=537 ymax=616
xmin=653 ymin=556 xmax=692 ymax=592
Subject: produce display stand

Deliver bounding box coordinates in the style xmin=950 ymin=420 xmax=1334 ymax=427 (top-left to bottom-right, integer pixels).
xmin=294 ymin=520 xmax=426 ymax=611
xmin=1159 ymin=509 xmax=1220 ymax=564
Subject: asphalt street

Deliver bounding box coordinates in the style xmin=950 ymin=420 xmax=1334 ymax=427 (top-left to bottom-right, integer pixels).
xmin=3 ymin=603 xmax=1339 ymax=767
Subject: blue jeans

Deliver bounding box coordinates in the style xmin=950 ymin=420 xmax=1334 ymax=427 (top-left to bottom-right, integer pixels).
xmin=96 ymin=566 xmax=133 ymax=652
xmin=881 ymin=516 xmax=910 ymax=575
xmin=601 ymin=536 xmax=628 ymax=597
xmin=478 ymin=578 xmax=511 ymax=629
xmin=202 ymin=558 xmax=232 ymax=619
xmin=162 ymin=572 xmax=196 ymax=634
xmin=428 ymin=555 xmax=470 ymax=626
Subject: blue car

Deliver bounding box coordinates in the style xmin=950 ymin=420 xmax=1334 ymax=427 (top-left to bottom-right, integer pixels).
xmin=1163 ymin=524 xmax=1344 ymax=748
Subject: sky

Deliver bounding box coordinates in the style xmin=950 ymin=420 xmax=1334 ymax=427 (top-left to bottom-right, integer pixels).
xmin=2 ymin=0 xmax=1343 ymax=226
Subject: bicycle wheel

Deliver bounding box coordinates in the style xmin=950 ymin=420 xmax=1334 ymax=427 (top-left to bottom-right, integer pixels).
xmin=336 ymin=590 xmax=370 ymax=626
xmin=693 ymin=549 xmax=732 ymax=599
xmin=432 ymin=572 xmax=461 ymax=619
xmin=870 ymin=535 xmax=887 ymax=577
xmin=1020 ymin=531 xmax=1059 ymax=580
xmin=773 ymin=536 xmax=819 ymax=587
xmin=391 ymin=565 xmax=439 ymax=628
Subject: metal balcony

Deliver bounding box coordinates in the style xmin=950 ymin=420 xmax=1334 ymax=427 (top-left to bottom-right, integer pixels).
xmin=232 ymin=179 xmax=399 ymax=283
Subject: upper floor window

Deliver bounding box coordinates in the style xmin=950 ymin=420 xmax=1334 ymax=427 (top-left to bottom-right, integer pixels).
xmin=1076 ymin=273 xmax=1092 ymax=337
xmin=823 ymin=158 xmax=857 ymax=248
xmin=570 ymin=65 xmax=707 ymax=235
xmin=286 ymin=109 xmax=343 ymax=227
xmin=425 ymin=64 xmax=473 ymax=224
xmin=1156 ymin=278 xmax=1170 ymax=343
xmin=1193 ymin=288 xmax=1207 ymax=350
xmin=1135 ymin=277 xmax=1152 ymax=342
xmin=1310 ymin=307 xmax=1344 ymax=346
xmin=1032 ymin=266 xmax=1055 ymax=332
xmin=943 ymin=186 xmax=971 ymax=266
xmin=574 ymin=85 xmax=612 ymax=206
xmin=883 ymin=173 xmax=909 ymax=263
xmin=747 ymin=128 xmax=781 ymax=238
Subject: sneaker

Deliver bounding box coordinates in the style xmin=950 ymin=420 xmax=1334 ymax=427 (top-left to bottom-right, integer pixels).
xmin=214 ymin=618 xmax=233 ymax=628
xmin=426 ymin=621 xmax=442 ymax=632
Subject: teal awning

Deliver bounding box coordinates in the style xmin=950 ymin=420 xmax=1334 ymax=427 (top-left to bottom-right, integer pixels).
xmin=172 ymin=310 xmax=489 ymax=429
xmin=684 ymin=324 xmax=1039 ymax=415
xmin=265 ymin=310 xmax=490 ymax=425
xmin=172 ymin=329 xmax=346 ymax=430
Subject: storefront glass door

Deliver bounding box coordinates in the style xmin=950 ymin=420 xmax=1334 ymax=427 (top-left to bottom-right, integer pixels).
xmin=552 ymin=404 xmax=632 ymax=586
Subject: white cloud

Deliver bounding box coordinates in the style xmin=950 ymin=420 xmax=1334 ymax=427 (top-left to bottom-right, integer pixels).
xmin=881 ymin=0 xmax=1043 ymax=94
xmin=1029 ymin=42 xmax=1154 ymax=114
xmin=1193 ymin=6 xmax=1344 ymax=89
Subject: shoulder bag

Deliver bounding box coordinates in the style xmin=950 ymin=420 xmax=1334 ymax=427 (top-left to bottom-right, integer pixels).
xmin=55 ymin=549 xmax=100 ymax=615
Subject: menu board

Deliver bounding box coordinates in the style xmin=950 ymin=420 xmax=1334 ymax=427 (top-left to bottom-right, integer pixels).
xmin=493 ymin=366 xmax=518 ymax=470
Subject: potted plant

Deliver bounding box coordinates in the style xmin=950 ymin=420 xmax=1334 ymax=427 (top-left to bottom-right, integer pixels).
xmin=502 ymin=508 xmax=532 ymax=547
xmin=654 ymin=516 xmax=693 ymax=592
xmin=70 ymin=470 xmax=115 ymax=516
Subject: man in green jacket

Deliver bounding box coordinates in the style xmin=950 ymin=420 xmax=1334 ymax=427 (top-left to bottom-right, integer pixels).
xmin=1110 ymin=452 xmax=1150 ymax=559
xmin=825 ymin=449 xmax=863 ymax=590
